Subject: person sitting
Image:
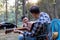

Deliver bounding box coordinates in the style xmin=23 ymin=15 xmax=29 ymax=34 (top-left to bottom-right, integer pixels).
xmin=5 ymin=6 xmax=51 ymax=40
xmin=21 ymin=16 xmax=29 ymax=27
xmin=17 ymin=6 xmax=51 ymax=40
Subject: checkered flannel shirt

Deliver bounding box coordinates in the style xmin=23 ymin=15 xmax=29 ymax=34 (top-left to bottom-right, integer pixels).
xmin=23 ymin=12 xmax=51 ymax=37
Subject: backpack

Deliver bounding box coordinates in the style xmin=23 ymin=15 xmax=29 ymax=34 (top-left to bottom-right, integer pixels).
xmin=50 ymin=18 xmax=60 ymax=40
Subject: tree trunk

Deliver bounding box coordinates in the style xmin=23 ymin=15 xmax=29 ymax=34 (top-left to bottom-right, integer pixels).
xmin=15 ymin=0 xmax=19 ymax=26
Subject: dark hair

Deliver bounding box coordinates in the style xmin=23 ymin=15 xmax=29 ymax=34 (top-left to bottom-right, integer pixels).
xmin=21 ymin=16 xmax=27 ymax=20
xmin=30 ymin=6 xmax=40 ymax=14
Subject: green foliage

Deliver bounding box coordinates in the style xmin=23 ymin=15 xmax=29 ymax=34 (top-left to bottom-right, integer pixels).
xmin=0 ymin=0 xmax=60 ymax=27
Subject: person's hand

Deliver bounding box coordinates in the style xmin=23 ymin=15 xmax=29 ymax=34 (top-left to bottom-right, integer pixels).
xmin=13 ymin=28 xmax=24 ymax=34
xmin=53 ymin=32 xmax=58 ymax=39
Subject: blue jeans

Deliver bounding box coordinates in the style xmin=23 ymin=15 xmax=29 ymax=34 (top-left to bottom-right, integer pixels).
xmin=18 ymin=34 xmax=36 ymax=40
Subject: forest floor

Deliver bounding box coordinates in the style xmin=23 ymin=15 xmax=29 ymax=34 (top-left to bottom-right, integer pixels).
xmin=0 ymin=30 xmax=19 ymax=40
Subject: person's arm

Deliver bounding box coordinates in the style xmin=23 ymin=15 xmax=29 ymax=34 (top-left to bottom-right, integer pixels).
xmin=15 ymin=27 xmax=31 ymax=31
xmin=5 ymin=27 xmax=30 ymax=34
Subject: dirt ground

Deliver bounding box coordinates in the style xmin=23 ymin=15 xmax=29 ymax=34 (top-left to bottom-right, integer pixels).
xmin=0 ymin=30 xmax=19 ymax=40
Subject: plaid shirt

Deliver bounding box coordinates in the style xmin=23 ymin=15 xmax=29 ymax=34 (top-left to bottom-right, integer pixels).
xmin=23 ymin=12 xmax=51 ymax=37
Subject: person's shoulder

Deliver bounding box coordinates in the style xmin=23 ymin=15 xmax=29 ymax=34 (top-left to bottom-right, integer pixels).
xmin=40 ymin=12 xmax=48 ymax=15
xmin=40 ymin=12 xmax=50 ymax=17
